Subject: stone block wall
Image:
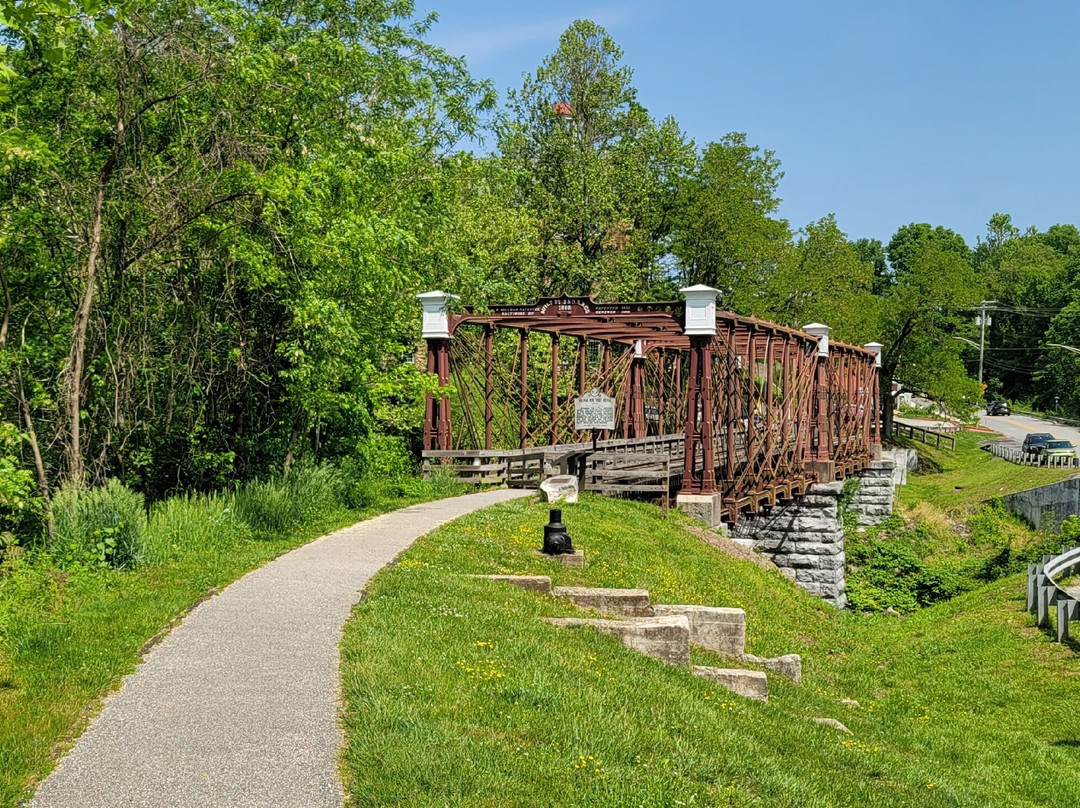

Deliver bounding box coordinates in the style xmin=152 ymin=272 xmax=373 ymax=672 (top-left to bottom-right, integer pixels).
xmin=728 ymin=460 xmax=896 ymax=610
xmin=848 ymin=460 xmax=896 ymax=526
xmin=730 ymin=480 xmax=847 ymax=609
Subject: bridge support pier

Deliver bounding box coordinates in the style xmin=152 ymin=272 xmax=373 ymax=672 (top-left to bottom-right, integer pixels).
xmin=729 ymin=459 xmax=897 ymax=609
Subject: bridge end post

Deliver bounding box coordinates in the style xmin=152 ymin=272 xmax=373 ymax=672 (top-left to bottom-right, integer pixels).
xmin=804 ymin=323 xmax=834 ymax=481
xmin=676 ymin=285 xmax=724 ymax=526
xmin=865 ymin=342 xmax=884 ymax=459
xmin=418 ymin=291 xmax=459 ymax=451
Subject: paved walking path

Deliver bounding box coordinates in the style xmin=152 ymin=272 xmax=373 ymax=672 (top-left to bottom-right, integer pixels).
xmin=32 ymin=489 xmax=530 ymax=808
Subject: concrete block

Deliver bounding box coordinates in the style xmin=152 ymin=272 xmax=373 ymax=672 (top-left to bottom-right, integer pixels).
xmin=809 ymin=480 xmax=845 ymax=495
xmin=741 ymin=652 xmax=802 ymax=684
xmin=791 ymin=541 xmax=843 ymax=556
xmin=692 ymin=666 xmax=768 ymax=702
xmin=784 ymin=553 xmax=845 ymax=570
xmin=552 ymin=586 xmax=653 ymax=617
xmin=652 ymin=605 xmax=746 ymax=656
xmin=540 ymin=474 xmax=579 ymax=503
xmin=478 ymin=575 xmax=552 ymax=593
xmin=676 ymin=493 xmax=725 ymax=527
xmin=544 ymin=616 xmax=690 ymax=667
xmin=538 ymin=549 xmax=585 ymax=567
xmin=794 ymin=567 xmax=845 ymax=584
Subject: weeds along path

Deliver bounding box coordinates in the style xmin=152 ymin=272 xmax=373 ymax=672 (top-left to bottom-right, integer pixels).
xmin=31 ymin=489 xmax=530 ymax=808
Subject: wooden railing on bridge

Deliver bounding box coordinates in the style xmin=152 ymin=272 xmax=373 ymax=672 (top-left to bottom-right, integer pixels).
xmin=418 ymin=289 xmax=883 ymax=523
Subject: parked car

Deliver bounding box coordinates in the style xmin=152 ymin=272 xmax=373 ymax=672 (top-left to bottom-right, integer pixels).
xmin=986 ymin=400 xmax=1011 ymax=416
xmin=1042 ymin=439 xmax=1076 ymax=458
xmin=1022 ymin=432 xmax=1055 ymax=454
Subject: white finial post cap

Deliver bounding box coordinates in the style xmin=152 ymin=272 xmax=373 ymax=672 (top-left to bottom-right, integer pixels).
xmin=864 ymin=342 xmax=883 ymax=368
xmin=680 ymin=284 xmax=719 ymax=336
xmin=417 ymin=290 xmax=459 ymax=339
xmin=803 ymin=323 xmax=831 ymax=357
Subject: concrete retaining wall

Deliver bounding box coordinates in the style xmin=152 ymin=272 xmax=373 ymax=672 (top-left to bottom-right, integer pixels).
xmin=1003 ymin=476 xmax=1080 ymax=532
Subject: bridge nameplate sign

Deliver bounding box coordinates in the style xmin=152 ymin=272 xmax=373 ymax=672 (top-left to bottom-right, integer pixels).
xmin=575 ymin=389 xmax=617 ymax=431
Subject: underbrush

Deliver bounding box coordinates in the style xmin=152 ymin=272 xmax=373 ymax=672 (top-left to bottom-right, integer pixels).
xmin=845 ymin=501 xmax=1057 ymax=613
xmin=848 ymin=431 xmax=1070 ymax=614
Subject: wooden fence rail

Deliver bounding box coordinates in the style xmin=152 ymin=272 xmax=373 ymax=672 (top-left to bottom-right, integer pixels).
xmin=891 ymin=421 xmax=956 ymax=450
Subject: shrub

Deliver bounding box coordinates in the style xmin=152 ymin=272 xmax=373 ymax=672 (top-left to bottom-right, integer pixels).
xmin=143 ymin=491 xmax=254 ymax=565
xmin=233 ymin=463 xmax=346 ymax=535
xmin=49 ymin=480 xmax=147 ymax=570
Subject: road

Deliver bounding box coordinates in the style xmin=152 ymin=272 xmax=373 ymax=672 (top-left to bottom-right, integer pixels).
xmin=979 ymin=411 xmax=1080 ymax=451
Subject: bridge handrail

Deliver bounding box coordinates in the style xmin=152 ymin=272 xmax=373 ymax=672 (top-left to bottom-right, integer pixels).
xmin=1027 ymin=544 xmax=1080 ymax=642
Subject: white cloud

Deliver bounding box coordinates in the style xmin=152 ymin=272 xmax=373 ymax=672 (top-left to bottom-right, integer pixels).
xmin=434 ymin=5 xmax=639 ymax=62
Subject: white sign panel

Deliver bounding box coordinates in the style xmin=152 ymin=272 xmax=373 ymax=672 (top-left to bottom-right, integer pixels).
xmin=575 ymin=388 xmax=617 ymax=431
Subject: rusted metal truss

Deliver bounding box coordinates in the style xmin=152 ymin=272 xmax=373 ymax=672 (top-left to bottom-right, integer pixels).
xmin=422 ymin=294 xmax=879 ymax=523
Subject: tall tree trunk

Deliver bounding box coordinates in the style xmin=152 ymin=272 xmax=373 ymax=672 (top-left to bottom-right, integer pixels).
xmin=62 ymin=78 xmax=127 ymax=486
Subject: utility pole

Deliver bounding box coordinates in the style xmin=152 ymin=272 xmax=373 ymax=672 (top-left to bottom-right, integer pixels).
xmin=977 ymin=300 xmax=998 ymax=391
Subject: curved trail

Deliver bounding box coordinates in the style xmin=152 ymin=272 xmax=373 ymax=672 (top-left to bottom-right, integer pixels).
xmin=32 ymin=489 xmax=530 ymax=808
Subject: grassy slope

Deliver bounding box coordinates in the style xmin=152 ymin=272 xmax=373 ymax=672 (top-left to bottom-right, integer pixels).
xmin=340 ymin=494 xmax=1080 ymax=807
xmin=898 ymin=431 xmax=1074 ymax=511
xmin=0 ymin=494 xmax=439 ymax=808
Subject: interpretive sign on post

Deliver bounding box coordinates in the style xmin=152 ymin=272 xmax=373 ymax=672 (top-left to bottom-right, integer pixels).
xmin=575 ymin=389 xmax=616 ymax=431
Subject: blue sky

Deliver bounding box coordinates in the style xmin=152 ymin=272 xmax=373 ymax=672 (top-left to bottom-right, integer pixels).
xmin=422 ymin=0 xmax=1080 ymax=248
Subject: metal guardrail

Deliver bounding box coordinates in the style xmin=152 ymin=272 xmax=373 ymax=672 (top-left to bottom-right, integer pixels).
xmin=1028 ymin=545 xmax=1080 ymax=642
xmin=987 ymin=442 xmax=1080 ymax=468
xmin=890 ymin=421 xmax=956 ymax=449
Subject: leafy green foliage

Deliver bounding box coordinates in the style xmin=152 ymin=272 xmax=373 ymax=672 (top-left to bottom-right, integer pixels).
xmin=497 ymin=19 xmax=694 ymax=298
xmin=671 ymin=133 xmax=790 ymax=307
xmin=0 ymin=424 xmax=40 ymax=539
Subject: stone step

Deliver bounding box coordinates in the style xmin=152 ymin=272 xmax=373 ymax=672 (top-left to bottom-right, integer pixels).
xmin=692 ymin=666 xmax=768 ymax=702
xmin=543 ymin=615 xmax=689 ymax=667
xmin=551 ymin=586 xmax=653 ymax=617
xmin=739 ymin=653 xmax=801 ymax=684
xmin=477 ymin=575 xmax=552 ymax=593
xmin=652 ymin=605 xmax=746 ymax=656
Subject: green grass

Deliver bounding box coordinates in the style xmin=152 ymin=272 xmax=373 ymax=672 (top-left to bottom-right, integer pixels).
xmin=340 ymin=494 xmax=1080 ymax=807
xmin=844 ymin=433 xmax=1072 ymax=613
xmin=0 ymin=479 xmax=459 ymax=807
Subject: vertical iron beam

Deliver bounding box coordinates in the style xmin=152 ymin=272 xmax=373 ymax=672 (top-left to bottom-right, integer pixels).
xmin=551 ymin=333 xmax=560 ymax=444
xmin=519 ymin=330 xmax=529 ymax=447
xmin=484 ymin=325 xmax=493 ymax=450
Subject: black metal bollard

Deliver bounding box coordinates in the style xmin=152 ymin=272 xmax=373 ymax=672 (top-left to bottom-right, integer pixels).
xmin=542 ymin=508 xmax=574 ymax=555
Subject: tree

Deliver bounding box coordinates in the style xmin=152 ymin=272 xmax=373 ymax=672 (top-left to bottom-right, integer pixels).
xmin=854 ymin=237 xmax=890 ymax=295
xmin=670 ymin=134 xmax=790 ymax=310
xmin=878 ymin=239 xmax=982 ymax=432
xmin=0 ymin=0 xmax=494 ymax=495
xmin=885 ymin=222 xmax=971 ymax=282
xmin=497 ymin=19 xmax=694 ymax=299
xmin=759 ymin=215 xmax=877 ymax=343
